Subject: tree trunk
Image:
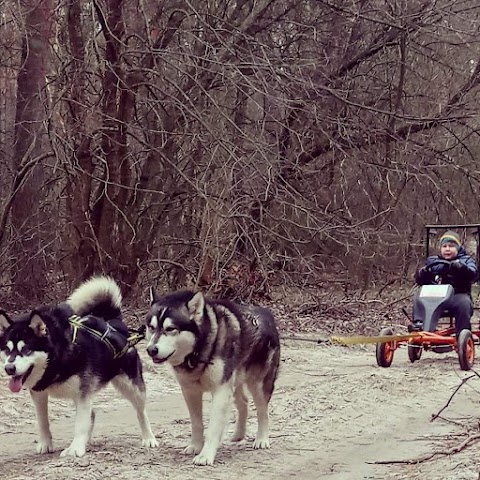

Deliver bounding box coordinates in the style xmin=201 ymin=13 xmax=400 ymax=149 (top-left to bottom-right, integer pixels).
xmin=11 ymin=0 xmax=53 ymax=299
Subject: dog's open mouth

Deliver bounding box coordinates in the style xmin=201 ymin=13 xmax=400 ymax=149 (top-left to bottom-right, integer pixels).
xmin=8 ymin=366 xmax=34 ymax=393
xmin=152 ymin=351 xmax=174 ymax=364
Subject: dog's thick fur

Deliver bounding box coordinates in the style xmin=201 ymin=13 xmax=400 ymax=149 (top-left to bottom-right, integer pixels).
xmin=145 ymin=289 xmax=280 ymax=465
xmin=0 ymin=276 xmax=158 ymax=457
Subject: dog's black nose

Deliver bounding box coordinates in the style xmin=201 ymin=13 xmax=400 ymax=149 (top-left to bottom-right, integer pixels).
xmin=5 ymin=364 xmax=16 ymax=375
xmin=147 ymin=345 xmax=158 ymax=357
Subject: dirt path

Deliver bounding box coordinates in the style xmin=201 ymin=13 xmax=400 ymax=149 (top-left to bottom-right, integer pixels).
xmin=1 ymin=341 xmax=479 ymax=480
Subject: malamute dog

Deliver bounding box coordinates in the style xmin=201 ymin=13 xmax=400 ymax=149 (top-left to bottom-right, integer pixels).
xmin=0 ymin=276 xmax=158 ymax=457
xmin=145 ymin=289 xmax=280 ymax=466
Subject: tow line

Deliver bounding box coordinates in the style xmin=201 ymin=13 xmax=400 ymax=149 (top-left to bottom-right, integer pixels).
xmin=282 ymin=333 xmax=422 ymax=346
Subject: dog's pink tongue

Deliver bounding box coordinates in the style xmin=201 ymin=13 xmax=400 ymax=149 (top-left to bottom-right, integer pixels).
xmin=8 ymin=377 xmax=23 ymax=393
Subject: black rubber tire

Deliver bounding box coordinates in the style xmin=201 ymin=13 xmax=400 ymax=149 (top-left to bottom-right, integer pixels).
xmin=458 ymin=329 xmax=475 ymax=371
xmin=407 ymin=342 xmax=422 ymax=363
xmin=376 ymin=327 xmax=395 ymax=368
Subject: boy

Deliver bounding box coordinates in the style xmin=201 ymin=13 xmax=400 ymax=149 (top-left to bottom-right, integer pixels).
xmin=413 ymin=230 xmax=478 ymax=333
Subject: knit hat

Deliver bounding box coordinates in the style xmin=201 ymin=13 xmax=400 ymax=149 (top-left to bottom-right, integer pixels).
xmin=439 ymin=230 xmax=461 ymax=248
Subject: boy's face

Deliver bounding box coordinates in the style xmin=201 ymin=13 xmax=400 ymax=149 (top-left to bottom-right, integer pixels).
xmin=440 ymin=242 xmax=459 ymax=260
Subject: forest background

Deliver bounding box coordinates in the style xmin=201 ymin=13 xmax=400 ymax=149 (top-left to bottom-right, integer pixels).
xmin=1 ymin=0 xmax=480 ymax=310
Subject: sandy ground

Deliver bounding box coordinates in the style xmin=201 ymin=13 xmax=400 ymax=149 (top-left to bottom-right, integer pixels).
xmin=0 ymin=340 xmax=480 ymax=480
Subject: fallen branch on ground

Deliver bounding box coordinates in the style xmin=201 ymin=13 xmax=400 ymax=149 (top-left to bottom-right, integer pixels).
xmin=371 ymin=371 xmax=480 ymax=465
xmin=431 ymin=374 xmax=477 ymax=422
xmin=369 ymin=431 xmax=480 ymax=465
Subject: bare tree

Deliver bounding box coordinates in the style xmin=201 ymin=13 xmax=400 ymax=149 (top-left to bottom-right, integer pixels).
xmin=10 ymin=0 xmax=54 ymax=299
xmin=1 ymin=0 xmax=480 ymax=302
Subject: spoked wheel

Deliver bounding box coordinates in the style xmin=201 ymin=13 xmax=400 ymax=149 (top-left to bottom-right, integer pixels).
xmin=376 ymin=327 xmax=395 ymax=368
xmin=458 ymin=329 xmax=475 ymax=371
xmin=407 ymin=341 xmax=422 ymax=363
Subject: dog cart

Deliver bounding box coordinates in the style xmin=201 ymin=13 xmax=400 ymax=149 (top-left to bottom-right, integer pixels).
xmin=376 ymin=223 xmax=480 ymax=371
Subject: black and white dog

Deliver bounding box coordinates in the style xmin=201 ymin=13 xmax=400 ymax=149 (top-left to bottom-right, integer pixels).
xmin=145 ymin=289 xmax=281 ymax=465
xmin=0 ymin=276 xmax=158 ymax=457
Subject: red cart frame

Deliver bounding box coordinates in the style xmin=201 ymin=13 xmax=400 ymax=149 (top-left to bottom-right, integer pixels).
xmin=376 ymin=223 xmax=480 ymax=371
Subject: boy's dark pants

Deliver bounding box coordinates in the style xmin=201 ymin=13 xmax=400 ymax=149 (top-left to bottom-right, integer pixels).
xmin=413 ymin=292 xmax=473 ymax=334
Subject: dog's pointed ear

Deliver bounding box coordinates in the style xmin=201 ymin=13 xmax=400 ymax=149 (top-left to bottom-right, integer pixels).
xmin=29 ymin=311 xmax=48 ymax=337
xmin=149 ymin=287 xmax=158 ymax=305
xmin=187 ymin=292 xmax=205 ymax=324
xmin=0 ymin=310 xmax=12 ymax=336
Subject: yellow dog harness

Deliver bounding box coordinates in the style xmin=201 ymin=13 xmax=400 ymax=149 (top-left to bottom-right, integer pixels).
xmin=69 ymin=315 xmax=145 ymax=358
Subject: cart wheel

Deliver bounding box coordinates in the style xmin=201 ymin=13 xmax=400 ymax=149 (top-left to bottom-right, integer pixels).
xmin=376 ymin=327 xmax=395 ymax=368
xmin=458 ymin=329 xmax=475 ymax=371
xmin=407 ymin=341 xmax=422 ymax=363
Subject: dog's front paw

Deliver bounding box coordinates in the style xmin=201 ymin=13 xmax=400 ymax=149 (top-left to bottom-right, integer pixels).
xmin=182 ymin=443 xmax=202 ymax=455
xmin=36 ymin=439 xmax=53 ymax=454
xmin=142 ymin=435 xmax=159 ymax=448
xmin=252 ymin=437 xmax=270 ymax=449
xmin=60 ymin=443 xmax=86 ymax=458
xmin=193 ymin=451 xmax=215 ymax=466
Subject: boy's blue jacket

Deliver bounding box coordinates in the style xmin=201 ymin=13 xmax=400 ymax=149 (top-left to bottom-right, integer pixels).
xmin=415 ymin=247 xmax=479 ymax=295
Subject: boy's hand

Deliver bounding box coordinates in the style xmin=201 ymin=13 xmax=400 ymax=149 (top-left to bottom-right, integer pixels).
xmin=450 ymin=260 xmax=466 ymax=272
xmin=416 ymin=266 xmax=430 ymax=282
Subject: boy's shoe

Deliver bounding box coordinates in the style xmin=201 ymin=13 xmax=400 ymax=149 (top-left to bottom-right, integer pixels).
xmin=408 ymin=320 xmax=423 ymax=332
xmin=431 ymin=345 xmax=453 ymax=353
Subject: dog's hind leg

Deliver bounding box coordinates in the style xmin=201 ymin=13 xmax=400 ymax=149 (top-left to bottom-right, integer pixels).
xmin=248 ymin=348 xmax=280 ymax=449
xmin=88 ymin=410 xmax=96 ymax=442
xmin=193 ymin=382 xmax=233 ymax=466
xmin=30 ymin=390 xmax=53 ymax=454
xmin=247 ymin=379 xmax=271 ymax=449
xmin=61 ymin=396 xmax=93 ymax=457
xmin=111 ymin=374 xmax=159 ymax=448
xmin=180 ymin=385 xmax=204 ymax=455
xmin=230 ymin=385 xmax=248 ymax=442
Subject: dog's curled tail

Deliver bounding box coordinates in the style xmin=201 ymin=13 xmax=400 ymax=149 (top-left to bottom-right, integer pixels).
xmin=66 ymin=276 xmax=123 ymax=318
